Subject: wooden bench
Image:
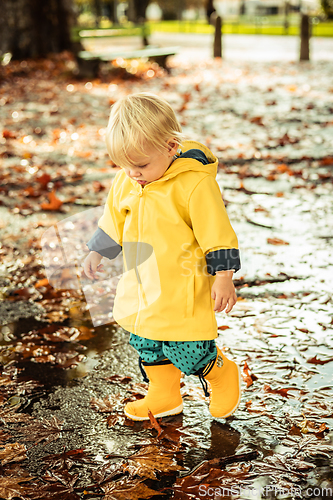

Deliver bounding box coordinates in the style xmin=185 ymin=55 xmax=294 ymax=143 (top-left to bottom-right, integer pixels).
xmin=73 ymin=26 xmax=151 ymax=41
xmin=72 ymin=25 xmax=151 ymax=49
xmin=76 ymin=46 xmax=179 ymax=78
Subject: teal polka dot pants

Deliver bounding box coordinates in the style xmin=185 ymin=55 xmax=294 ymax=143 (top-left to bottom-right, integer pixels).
xmin=129 ymin=333 xmax=217 ymax=375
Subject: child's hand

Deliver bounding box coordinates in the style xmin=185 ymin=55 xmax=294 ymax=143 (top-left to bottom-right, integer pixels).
xmin=83 ymin=251 xmax=104 ymax=280
xmin=211 ymin=270 xmax=237 ymax=313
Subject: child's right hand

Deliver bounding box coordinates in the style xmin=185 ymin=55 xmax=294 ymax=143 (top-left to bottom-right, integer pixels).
xmin=83 ymin=251 xmax=104 ymax=280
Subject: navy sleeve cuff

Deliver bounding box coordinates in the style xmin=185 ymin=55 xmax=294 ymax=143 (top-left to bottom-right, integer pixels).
xmin=206 ymin=248 xmax=241 ymax=275
xmin=87 ymin=227 xmax=122 ymax=260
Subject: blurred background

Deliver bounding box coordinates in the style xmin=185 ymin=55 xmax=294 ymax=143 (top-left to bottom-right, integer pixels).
xmin=0 ymin=0 xmax=332 ymax=60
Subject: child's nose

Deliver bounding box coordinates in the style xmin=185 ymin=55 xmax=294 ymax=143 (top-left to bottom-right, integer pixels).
xmin=128 ymin=169 xmax=141 ymax=178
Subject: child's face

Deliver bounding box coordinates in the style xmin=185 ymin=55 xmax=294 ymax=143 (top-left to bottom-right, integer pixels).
xmin=122 ymin=140 xmax=178 ymax=186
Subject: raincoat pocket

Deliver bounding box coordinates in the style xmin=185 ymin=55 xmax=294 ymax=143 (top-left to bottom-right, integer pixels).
xmin=185 ymin=274 xmax=195 ymax=318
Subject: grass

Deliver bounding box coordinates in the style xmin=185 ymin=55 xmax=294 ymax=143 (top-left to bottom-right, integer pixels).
xmin=73 ymin=17 xmax=333 ymax=40
xmin=147 ymin=19 xmax=333 ymax=37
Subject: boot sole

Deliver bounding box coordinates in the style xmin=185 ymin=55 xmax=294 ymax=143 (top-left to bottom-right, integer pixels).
xmin=210 ymin=364 xmax=242 ymax=419
xmin=124 ymin=402 xmax=183 ymax=421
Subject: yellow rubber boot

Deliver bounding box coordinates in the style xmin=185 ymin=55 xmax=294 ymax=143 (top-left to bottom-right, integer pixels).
xmin=200 ymin=347 xmax=241 ymax=418
xmin=124 ymin=359 xmax=183 ymax=421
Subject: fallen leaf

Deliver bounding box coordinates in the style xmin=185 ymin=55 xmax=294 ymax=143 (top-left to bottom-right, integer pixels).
xmin=0 ymin=442 xmax=27 ymax=465
xmin=90 ymin=395 xmax=123 ymax=413
xmin=263 ymin=384 xmax=297 ymax=399
xmin=123 ymin=445 xmax=184 ymax=479
xmin=0 ymin=475 xmax=34 ymax=500
xmin=42 ymin=448 xmax=91 ymax=470
xmin=41 ymin=190 xmax=63 ymax=211
xmin=147 ymin=409 xmax=163 ymax=438
xmin=298 ymin=417 xmax=329 ymax=436
xmin=242 ymin=361 xmax=258 ymax=388
xmin=307 ymin=355 xmax=333 ymax=365
xmin=20 ymin=415 xmax=63 ymax=445
xmin=267 ymin=237 xmax=289 ymax=245
xmin=101 ymin=477 xmax=160 ymax=500
xmin=34 ymin=278 xmax=50 ymax=288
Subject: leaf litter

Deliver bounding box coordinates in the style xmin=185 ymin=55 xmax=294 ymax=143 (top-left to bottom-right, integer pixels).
xmin=0 ymin=54 xmax=332 ymax=498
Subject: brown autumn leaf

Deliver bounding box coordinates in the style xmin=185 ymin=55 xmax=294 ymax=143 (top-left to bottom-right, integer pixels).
xmin=101 ymin=477 xmax=161 ymax=500
xmin=267 ymin=237 xmax=289 ymax=245
xmin=147 ymin=409 xmax=163 ymax=438
xmin=0 ymin=405 xmax=34 ymax=424
xmin=0 ymin=429 xmax=12 ymax=441
xmin=245 ymin=400 xmax=268 ymax=415
xmin=0 ymin=442 xmax=27 ymax=465
xmin=36 ymin=173 xmax=52 ymax=189
xmin=104 ymin=375 xmax=133 ymax=384
xmin=34 ymin=278 xmax=50 ymax=288
xmin=282 ymin=435 xmax=333 ymax=459
xmin=3 ymin=129 xmax=17 ymax=139
xmin=172 ymin=455 xmax=256 ymax=499
xmin=106 ymin=414 xmax=123 ymax=427
xmin=298 ymin=417 xmax=329 ymax=436
xmin=217 ymin=325 xmax=230 ymax=331
xmin=41 ymin=190 xmax=63 ymax=211
xmin=306 ymin=355 xmax=333 ymax=365
xmin=253 ymin=453 xmax=313 ymax=481
xmin=23 ymin=186 xmax=41 ymax=198
xmin=263 ymin=383 xmax=297 ymax=399
xmin=42 ymin=448 xmax=91 ymax=470
xmin=90 ymin=394 xmax=123 ymax=413
xmin=42 ymin=469 xmax=79 ymax=489
xmin=73 ymin=326 xmax=96 ymax=341
xmin=242 ymin=361 xmax=258 ymax=388
xmin=250 ymin=116 xmax=264 ymax=125
xmin=24 ymin=481 xmax=80 ymax=500
xmin=0 ymin=475 xmax=34 ymax=500
xmin=143 ymin=418 xmax=193 ymax=448
xmin=320 ymin=157 xmax=333 ymax=166
xmin=20 ymin=415 xmax=63 ymax=445
xmin=7 ymin=286 xmax=37 ymax=300
xmin=8 ymin=331 xmax=84 ymax=368
xmin=93 ymin=180 xmax=106 ymax=192
xmin=123 ymin=445 xmax=185 ymax=480
xmin=40 ymin=326 xmax=81 ymax=343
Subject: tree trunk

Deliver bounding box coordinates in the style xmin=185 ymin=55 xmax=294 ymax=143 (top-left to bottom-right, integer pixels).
xmin=127 ymin=0 xmax=150 ymax=46
xmin=300 ymin=13 xmax=310 ymax=61
xmin=128 ymin=0 xmax=150 ymax=21
xmin=206 ymin=0 xmax=216 ymax=23
xmin=0 ymin=0 xmax=75 ymax=59
xmin=93 ymin=0 xmax=102 ymax=27
xmin=213 ymin=15 xmax=222 ymax=58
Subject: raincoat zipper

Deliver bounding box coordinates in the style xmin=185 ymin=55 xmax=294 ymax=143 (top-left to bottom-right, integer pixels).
xmin=134 ymin=186 xmax=148 ymax=334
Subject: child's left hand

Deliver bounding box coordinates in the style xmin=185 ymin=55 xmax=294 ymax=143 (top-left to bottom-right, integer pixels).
xmin=211 ymin=270 xmax=237 ymax=313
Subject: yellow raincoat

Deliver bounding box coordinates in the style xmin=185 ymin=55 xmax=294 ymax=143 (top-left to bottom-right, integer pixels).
xmin=98 ymin=140 xmax=239 ymax=341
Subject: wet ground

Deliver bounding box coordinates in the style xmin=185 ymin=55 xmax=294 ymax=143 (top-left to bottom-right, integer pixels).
xmin=0 ymin=46 xmax=333 ymax=499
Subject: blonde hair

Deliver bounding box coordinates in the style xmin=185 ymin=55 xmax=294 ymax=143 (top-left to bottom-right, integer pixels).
xmin=105 ymin=92 xmax=185 ymax=168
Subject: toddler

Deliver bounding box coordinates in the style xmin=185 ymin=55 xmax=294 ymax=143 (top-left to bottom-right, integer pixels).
xmin=83 ymin=92 xmax=241 ymax=421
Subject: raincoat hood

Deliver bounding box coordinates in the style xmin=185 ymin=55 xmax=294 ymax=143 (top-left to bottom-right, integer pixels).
xmin=163 ymin=140 xmax=218 ymax=179
xmin=127 ymin=140 xmax=218 ymax=189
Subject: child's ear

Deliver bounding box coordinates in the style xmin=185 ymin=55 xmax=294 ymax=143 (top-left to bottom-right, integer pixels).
xmin=167 ymin=139 xmax=178 ymax=155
